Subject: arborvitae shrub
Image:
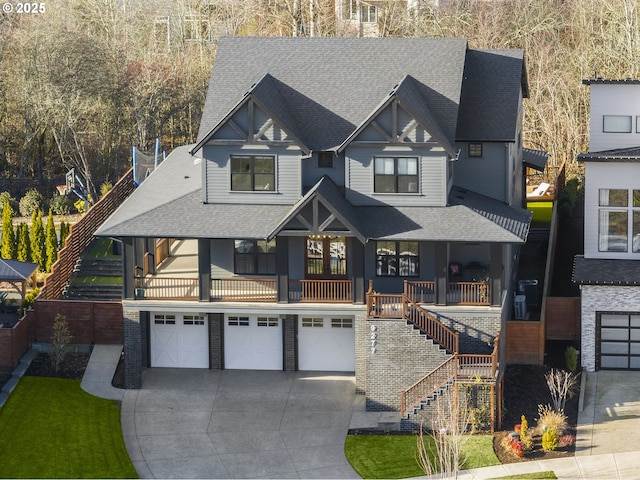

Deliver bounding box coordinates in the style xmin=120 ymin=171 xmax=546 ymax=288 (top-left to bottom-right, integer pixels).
xmin=542 ymin=428 xmax=558 ymax=451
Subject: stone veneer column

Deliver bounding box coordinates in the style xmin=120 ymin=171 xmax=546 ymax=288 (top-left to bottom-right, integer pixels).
xmin=123 ymin=308 xmax=143 ymax=389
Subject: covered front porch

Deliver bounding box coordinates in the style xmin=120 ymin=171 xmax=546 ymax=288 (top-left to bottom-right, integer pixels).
xmin=132 ymin=238 xmax=356 ymax=303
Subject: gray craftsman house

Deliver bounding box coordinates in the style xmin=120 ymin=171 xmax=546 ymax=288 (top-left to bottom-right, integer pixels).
xmin=96 ymin=36 xmax=531 ymax=428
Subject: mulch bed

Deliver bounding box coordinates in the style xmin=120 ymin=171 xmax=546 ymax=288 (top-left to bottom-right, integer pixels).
xmin=495 ymin=362 xmax=579 ymax=464
xmin=25 ymin=352 xmax=91 ymax=380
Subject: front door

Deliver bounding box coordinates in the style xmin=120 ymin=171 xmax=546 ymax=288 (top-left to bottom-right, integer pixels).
xmin=306 ymin=235 xmax=347 ymax=278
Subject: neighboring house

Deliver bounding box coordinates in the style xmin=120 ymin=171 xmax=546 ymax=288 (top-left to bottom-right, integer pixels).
xmin=96 ymin=36 xmax=531 ymax=428
xmin=335 ymin=0 xmax=418 ymax=37
xmin=574 ymin=78 xmax=640 ymax=372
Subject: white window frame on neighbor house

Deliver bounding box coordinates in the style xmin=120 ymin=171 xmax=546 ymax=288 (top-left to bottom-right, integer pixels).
xmin=598 ymin=188 xmax=640 ymax=253
xmin=373 ymin=156 xmax=418 ymax=194
xmin=603 ymin=115 xmax=632 ymax=133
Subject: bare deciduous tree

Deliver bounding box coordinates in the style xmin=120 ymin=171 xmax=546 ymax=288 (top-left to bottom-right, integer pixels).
xmin=545 ymin=368 xmax=579 ymax=413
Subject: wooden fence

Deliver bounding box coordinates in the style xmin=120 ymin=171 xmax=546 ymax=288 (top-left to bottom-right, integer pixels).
xmin=40 ymin=168 xmax=134 ymax=299
xmin=545 ymin=297 xmax=581 ymax=341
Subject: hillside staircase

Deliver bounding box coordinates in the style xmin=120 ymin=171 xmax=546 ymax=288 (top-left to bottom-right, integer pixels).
xmin=367 ymin=281 xmax=499 ymax=431
xmin=62 ymin=256 xmax=123 ymax=301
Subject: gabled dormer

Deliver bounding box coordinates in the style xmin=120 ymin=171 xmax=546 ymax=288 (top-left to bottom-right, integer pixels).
xmin=341 ymin=76 xmax=458 ymax=208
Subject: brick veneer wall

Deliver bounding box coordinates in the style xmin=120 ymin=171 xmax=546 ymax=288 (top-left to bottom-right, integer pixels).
xmin=209 ymin=313 xmax=223 ymax=369
xmin=283 ymin=315 xmax=297 ymax=371
xmin=431 ymin=311 xmax=500 ymax=354
xmin=580 ymin=285 xmax=640 ymax=372
xmin=123 ymin=308 xmax=142 ymax=389
xmin=357 ymin=317 xmax=451 ymax=411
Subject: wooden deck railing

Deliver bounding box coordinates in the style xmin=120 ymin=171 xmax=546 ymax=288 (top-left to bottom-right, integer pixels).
xmin=211 ymin=278 xmax=277 ymax=301
xmin=447 ymin=281 xmax=490 ymax=305
xmin=136 ymin=276 xmax=198 ymax=299
xmin=404 ymin=280 xmax=436 ymax=304
xmin=399 ymin=333 xmax=500 ymax=418
xmin=405 ymin=297 xmax=459 ymax=354
xmin=401 ymin=356 xmax=457 ymax=418
xmin=288 ymin=279 xmax=352 ymax=302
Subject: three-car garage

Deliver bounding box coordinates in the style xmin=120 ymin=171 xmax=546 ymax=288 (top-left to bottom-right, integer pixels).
xmin=149 ymin=311 xmax=356 ymax=372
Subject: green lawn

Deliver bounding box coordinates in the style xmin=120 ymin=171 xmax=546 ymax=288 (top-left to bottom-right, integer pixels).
xmin=490 ymin=472 xmax=557 ymax=479
xmin=0 ymin=377 xmax=137 ymax=479
xmin=70 ymin=275 xmax=122 ymax=285
xmin=527 ymin=201 xmax=553 ymax=228
xmin=344 ymin=434 xmax=499 ymax=479
xmin=85 ymin=238 xmax=120 ymax=259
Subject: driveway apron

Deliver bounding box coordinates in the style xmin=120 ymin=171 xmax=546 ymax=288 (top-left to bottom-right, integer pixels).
xmin=121 ymin=369 xmax=361 ymax=479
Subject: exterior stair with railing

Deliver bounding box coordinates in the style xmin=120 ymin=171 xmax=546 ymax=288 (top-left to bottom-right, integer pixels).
xmin=62 ymin=256 xmax=123 ymax=301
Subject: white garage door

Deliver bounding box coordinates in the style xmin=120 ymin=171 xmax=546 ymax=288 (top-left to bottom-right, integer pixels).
xmin=298 ymin=316 xmax=355 ymax=371
xmin=225 ymin=315 xmax=283 ymax=370
xmin=150 ymin=313 xmax=209 ymax=368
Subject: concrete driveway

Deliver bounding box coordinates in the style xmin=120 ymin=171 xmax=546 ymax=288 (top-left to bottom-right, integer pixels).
xmin=120 ymin=369 xmax=364 ymax=479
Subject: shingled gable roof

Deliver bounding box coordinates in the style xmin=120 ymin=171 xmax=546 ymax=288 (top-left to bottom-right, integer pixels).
xmin=337 ymin=75 xmax=457 ymax=157
xmin=456 ymin=49 xmax=528 ymax=141
xmin=190 ymin=74 xmax=311 ymax=155
xmin=573 ymin=255 xmax=640 ymax=285
xmin=195 ymin=36 xmax=469 ymax=152
xmin=267 ymin=176 xmax=367 ymax=243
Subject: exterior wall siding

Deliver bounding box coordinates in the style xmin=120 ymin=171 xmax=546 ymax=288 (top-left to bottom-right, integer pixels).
xmin=346 ymin=147 xmax=447 ymax=207
xmin=583 ymin=162 xmax=640 ymax=260
xmin=589 ymin=84 xmax=640 ymax=152
xmin=301 ymin=154 xmax=346 ymax=189
xmin=454 ymin=142 xmax=508 ymax=202
xmin=210 ymin=239 xmax=235 ymax=277
xmin=580 ymin=285 xmax=640 ymax=372
xmin=203 ymin=144 xmax=301 ymax=204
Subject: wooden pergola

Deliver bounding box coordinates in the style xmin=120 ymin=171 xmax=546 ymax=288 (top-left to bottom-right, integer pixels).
xmin=0 ymin=259 xmax=39 ymax=301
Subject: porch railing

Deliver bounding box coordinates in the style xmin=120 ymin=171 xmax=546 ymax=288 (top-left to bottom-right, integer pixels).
xmin=404 ymin=280 xmax=436 ymax=304
xmin=447 ymin=281 xmax=490 ymax=305
xmin=400 ymin=332 xmax=500 ymax=418
xmin=136 ymin=276 xmax=198 ymax=300
xmin=288 ymin=279 xmax=352 ymax=302
xmin=211 ymin=278 xmax=277 ymax=302
xmin=405 ymin=297 xmax=459 ymax=354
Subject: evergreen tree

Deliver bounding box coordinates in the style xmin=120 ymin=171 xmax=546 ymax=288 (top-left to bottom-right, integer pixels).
xmin=30 ymin=210 xmax=45 ymax=271
xmin=16 ymin=223 xmax=31 ymax=262
xmin=45 ymin=210 xmax=58 ymax=272
xmin=1 ymin=201 xmax=15 ymax=259
xmin=59 ymin=221 xmax=70 ymax=249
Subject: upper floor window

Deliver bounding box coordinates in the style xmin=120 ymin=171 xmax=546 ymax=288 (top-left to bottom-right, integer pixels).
xmin=361 ymin=3 xmax=378 ymax=22
xmin=343 ymin=0 xmax=358 ymax=19
xmin=603 ymin=115 xmax=632 ymax=133
xmin=230 ymin=155 xmax=275 ymax=191
xmin=234 ymin=239 xmax=276 ymax=274
xmin=468 ymin=143 xmax=483 ymax=157
xmin=598 ymin=189 xmax=640 ymax=253
xmin=374 ymin=157 xmax=418 ymax=193
xmin=376 ymin=241 xmax=419 ymax=276
xmin=318 ymin=152 xmax=333 ymax=168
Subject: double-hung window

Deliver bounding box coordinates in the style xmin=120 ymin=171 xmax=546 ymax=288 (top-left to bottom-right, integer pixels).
xmin=374 ymin=157 xmax=418 ymax=193
xmin=234 ymin=239 xmax=276 ymax=274
xmin=598 ymin=189 xmax=640 ymax=253
xmin=376 ymin=241 xmax=419 ymax=276
xmin=230 ymin=155 xmax=275 ymax=191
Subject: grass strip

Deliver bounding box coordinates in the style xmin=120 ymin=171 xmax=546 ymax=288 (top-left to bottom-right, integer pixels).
xmin=70 ymin=275 xmax=122 ymax=285
xmin=344 ymin=433 xmax=499 ymax=479
xmin=0 ymin=376 xmax=137 ymax=478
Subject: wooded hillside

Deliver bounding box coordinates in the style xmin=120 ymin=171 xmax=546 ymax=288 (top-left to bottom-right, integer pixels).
xmin=1 ymin=0 xmax=637 ymax=195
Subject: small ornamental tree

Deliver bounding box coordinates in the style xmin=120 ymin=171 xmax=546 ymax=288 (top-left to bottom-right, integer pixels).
xmin=16 ymin=223 xmax=31 ymax=262
xmin=30 ymin=210 xmax=45 ymax=271
xmin=45 ymin=210 xmax=58 ymax=272
xmin=1 ymin=201 xmax=15 ymax=259
xmin=19 ymin=188 xmax=45 ymax=217
xmin=50 ymin=314 xmax=73 ymax=373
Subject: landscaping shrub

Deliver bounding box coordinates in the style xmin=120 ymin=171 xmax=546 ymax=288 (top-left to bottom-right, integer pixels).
xmin=1 ymin=201 xmax=15 ymax=259
xmin=565 ymin=346 xmax=579 ymax=372
xmin=542 ymin=428 xmax=558 ymax=451
xmin=59 ymin=221 xmax=70 ymax=249
xmin=545 ymin=368 xmax=579 ymax=412
xmin=537 ymin=404 xmax=568 ymax=437
xmin=45 ymin=210 xmax=58 ymax=272
xmin=19 ymin=189 xmax=45 ymax=217
xmin=0 ymin=192 xmax=18 ymax=215
xmin=49 ymin=193 xmax=71 ymax=215
xmin=16 ymin=223 xmax=31 ymax=262
xmin=100 ymin=180 xmax=113 ymax=198
xmin=30 ymin=210 xmax=45 ymax=271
